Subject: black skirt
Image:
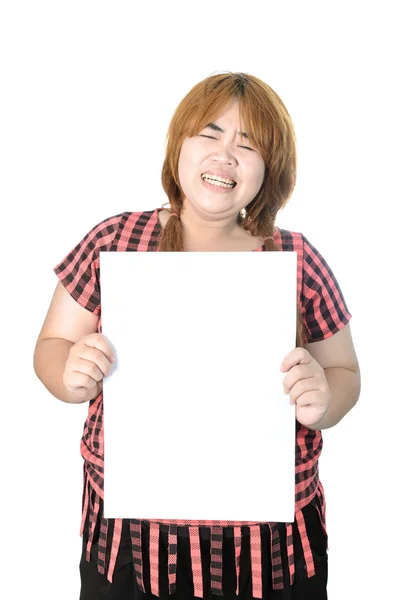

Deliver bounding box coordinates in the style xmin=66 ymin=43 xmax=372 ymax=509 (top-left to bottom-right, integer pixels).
xmin=79 ymin=498 xmax=328 ymax=600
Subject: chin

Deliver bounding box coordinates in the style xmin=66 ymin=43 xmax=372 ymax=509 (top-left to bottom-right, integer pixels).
xmin=196 ymin=198 xmax=238 ymax=213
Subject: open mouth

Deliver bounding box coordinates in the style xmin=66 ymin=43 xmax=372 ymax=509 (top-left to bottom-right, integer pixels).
xmin=201 ymin=174 xmax=237 ymax=188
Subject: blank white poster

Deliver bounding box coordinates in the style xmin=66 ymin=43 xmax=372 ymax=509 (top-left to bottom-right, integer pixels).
xmin=100 ymin=250 xmax=298 ymax=523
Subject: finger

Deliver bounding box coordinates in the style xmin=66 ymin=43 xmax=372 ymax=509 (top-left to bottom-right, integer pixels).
xmin=65 ymin=370 xmax=101 ymax=391
xmin=295 ymin=390 xmax=326 ymax=408
xmin=287 ymin=377 xmax=316 ymax=403
xmin=282 ymin=363 xmax=315 ymax=393
xmin=281 ymin=348 xmax=311 ymax=372
xmin=78 ymin=346 xmax=114 ymax=378
xmin=74 ymin=357 xmax=105 ymax=383
xmin=68 ymin=380 xmax=102 ymax=400
xmin=82 ymin=333 xmax=116 ymax=364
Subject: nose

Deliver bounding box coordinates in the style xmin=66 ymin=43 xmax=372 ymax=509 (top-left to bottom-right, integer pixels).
xmin=210 ymin=139 xmax=239 ymax=164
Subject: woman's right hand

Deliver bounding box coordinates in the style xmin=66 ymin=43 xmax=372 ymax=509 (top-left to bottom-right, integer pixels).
xmin=63 ymin=333 xmax=116 ymax=403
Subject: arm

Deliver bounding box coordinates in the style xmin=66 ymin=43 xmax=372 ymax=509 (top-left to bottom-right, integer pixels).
xmin=281 ymin=323 xmax=361 ymax=430
xmin=308 ymin=365 xmax=361 ymax=430
xmin=33 ymin=281 xmax=100 ymax=403
xmin=305 ymin=322 xmax=361 ymax=430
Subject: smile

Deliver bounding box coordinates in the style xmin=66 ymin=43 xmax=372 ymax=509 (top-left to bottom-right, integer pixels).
xmin=200 ymin=176 xmax=237 ymax=192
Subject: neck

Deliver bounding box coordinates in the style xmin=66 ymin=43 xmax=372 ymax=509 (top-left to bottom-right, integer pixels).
xmin=178 ymin=201 xmax=244 ymax=244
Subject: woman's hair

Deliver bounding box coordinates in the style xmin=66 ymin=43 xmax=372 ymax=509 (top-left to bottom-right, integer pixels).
xmin=158 ymin=71 xmax=305 ymax=347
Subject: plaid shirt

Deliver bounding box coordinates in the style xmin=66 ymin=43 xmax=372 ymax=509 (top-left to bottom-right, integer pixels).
xmin=53 ymin=207 xmax=352 ymax=598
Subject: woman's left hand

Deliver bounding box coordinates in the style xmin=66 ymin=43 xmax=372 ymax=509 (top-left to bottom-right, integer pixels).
xmin=280 ymin=347 xmax=332 ymax=429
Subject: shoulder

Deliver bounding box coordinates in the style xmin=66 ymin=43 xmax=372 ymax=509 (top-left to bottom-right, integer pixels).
xmin=275 ymin=227 xmax=328 ymax=262
xmin=85 ymin=209 xmax=159 ymax=248
xmin=80 ymin=211 xmax=126 ymax=248
xmin=274 ymin=226 xmax=304 ymax=251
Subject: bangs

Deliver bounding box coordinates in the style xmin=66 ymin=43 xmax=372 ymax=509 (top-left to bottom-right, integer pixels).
xmin=162 ymin=71 xmax=296 ymax=213
xmin=178 ymin=74 xmax=278 ymax=162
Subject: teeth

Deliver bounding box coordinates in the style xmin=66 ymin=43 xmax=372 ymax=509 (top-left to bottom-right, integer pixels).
xmin=202 ymin=174 xmax=236 ymax=185
xmin=203 ymin=178 xmax=235 ymax=188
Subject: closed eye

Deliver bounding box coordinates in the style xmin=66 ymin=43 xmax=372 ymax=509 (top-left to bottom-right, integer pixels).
xmin=199 ymin=134 xmax=254 ymax=151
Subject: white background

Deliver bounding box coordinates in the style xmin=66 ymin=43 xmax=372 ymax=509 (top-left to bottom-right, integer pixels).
xmin=1 ymin=1 xmax=399 ymax=598
xmin=101 ymin=251 xmax=297 ymax=522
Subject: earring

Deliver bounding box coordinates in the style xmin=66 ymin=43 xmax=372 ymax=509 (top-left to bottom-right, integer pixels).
xmin=239 ymin=208 xmax=246 ymax=218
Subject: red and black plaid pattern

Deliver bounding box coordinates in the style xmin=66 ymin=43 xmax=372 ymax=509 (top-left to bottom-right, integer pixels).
xmin=286 ymin=522 xmax=295 ymax=584
xmin=54 ymin=208 xmax=352 ymax=598
xmin=233 ymin=526 xmax=242 ymax=595
xmin=189 ymin=527 xmax=203 ymax=597
xmin=97 ymin=516 xmax=109 ymax=575
xmin=130 ymin=519 xmax=145 ymax=593
xmin=167 ymin=525 xmax=178 ymax=595
xmin=250 ymin=524 xmax=262 ymax=596
xmin=269 ymin=523 xmax=283 ymax=588
xmin=210 ymin=526 xmax=224 ymax=595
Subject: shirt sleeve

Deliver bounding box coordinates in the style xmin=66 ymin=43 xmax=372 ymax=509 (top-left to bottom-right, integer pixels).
xmin=301 ymin=234 xmax=352 ymax=343
xmin=53 ymin=215 xmax=121 ymax=315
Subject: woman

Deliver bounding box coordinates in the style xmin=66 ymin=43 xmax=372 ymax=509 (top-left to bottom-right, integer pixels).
xmin=33 ymin=72 xmax=361 ymax=599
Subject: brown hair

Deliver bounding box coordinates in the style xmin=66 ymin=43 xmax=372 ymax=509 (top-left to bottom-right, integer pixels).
xmin=158 ymin=71 xmax=305 ymax=348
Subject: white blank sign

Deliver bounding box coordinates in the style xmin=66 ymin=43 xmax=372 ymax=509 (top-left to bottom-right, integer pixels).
xmin=101 ymin=250 xmax=297 ymax=523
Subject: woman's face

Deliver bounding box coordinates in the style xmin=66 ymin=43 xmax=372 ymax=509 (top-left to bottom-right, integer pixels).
xmin=177 ymin=99 xmax=266 ymax=220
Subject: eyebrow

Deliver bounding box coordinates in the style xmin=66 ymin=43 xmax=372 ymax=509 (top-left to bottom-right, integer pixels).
xmin=205 ymin=122 xmax=249 ymax=140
